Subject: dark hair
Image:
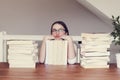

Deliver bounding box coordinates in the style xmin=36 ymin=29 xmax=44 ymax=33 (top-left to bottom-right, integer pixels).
xmin=50 ymin=21 xmax=69 ymax=35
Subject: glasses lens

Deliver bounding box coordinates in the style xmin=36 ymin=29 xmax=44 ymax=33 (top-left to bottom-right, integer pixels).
xmin=52 ymin=29 xmax=65 ymax=33
xmin=58 ymin=29 xmax=65 ymax=32
xmin=52 ymin=29 xmax=57 ymax=32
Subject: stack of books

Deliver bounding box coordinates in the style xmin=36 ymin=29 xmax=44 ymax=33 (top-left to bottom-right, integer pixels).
xmin=45 ymin=40 xmax=68 ymax=65
xmin=7 ymin=40 xmax=38 ymax=68
xmin=80 ymin=33 xmax=111 ymax=68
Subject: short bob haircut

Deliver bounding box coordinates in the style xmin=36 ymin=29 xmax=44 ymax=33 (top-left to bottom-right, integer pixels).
xmin=50 ymin=21 xmax=69 ymax=35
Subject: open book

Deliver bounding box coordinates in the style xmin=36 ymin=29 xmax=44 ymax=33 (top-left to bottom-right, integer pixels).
xmin=45 ymin=40 xmax=68 ymax=65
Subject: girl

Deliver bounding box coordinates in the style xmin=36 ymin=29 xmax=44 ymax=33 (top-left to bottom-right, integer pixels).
xmin=39 ymin=21 xmax=76 ymax=64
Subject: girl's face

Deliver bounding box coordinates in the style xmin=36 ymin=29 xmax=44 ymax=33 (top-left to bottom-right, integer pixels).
xmin=51 ymin=24 xmax=66 ymax=39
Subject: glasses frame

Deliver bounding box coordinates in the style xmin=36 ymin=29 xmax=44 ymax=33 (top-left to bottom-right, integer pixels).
xmin=52 ymin=28 xmax=65 ymax=33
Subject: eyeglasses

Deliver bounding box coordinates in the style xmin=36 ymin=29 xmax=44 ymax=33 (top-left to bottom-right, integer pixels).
xmin=52 ymin=29 xmax=65 ymax=33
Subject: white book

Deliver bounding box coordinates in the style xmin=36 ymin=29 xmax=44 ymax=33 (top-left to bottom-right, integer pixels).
xmin=83 ymin=44 xmax=110 ymax=49
xmin=9 ymin=60 xmax=36 ymax=68
xmin=81 ymin=65 xmax=109 ymax=68
xmin=8 ymin=44 xmax=38 ymax=48
xmin=8 ymin=46 xmax=37 ymax=50
xmin=81 ymin=59 xmax=108 ymax=64
xmin=84 ymin=52 xmax=110 ymax=56
xmin=7 ymin=40 xmax=35 ymax=45
xmin=81 ymin=33 xmax=111 ymax=40
xmin=9 ymin=63 xmax=35 ymax=68
xmin=8 ymin=48 xmax=38 ymax=54
xmin=8 ymin=59 xmax=35 ymax=64
xmin=82 ymin=56 xmax=109 ymax=60
xmin=8 ymin=54 xmax=36 ymax=60
xmin=45 ymin=40 xmax=67 ymax=65
xmin=81 ymin=48 xmax=108 ymax=52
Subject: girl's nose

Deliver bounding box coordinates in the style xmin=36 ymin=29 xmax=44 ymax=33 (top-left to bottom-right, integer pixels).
xmin=56 ymin=31 xmax=60 ymax=34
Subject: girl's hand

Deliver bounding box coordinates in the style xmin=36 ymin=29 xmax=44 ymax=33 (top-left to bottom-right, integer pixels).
xmin=60 ymin=35 xmax=73 ymax=41
xmin=43 ymin=35 xmax=55 ymax=41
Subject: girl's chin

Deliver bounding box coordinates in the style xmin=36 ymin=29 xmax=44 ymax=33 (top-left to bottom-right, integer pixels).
xmin=55 ymin=38 xmax=60 ymax=39
xmin=54 ymin=37 xmax=61 ymax=39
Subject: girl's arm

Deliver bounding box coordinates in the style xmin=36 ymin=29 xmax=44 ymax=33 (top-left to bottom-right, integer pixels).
xmin=61 ymin=36 xmax=76 ymax=64
xmin=39 ymin=37 xmax=46 ymax=63
xmin=39 ymin=36 xmax=55 ymax=63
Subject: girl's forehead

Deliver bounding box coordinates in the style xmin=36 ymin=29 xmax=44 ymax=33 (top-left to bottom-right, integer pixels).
xmin=52 ymin=24 xmax=64 ymax=29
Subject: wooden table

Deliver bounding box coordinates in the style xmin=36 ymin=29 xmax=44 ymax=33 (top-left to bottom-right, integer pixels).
xmin=0 ymin=63 xmax=120 ymax=80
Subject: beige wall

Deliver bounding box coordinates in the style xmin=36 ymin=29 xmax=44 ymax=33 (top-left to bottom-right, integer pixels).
xmin=0 ymin=0 xmax=112 ymax=35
